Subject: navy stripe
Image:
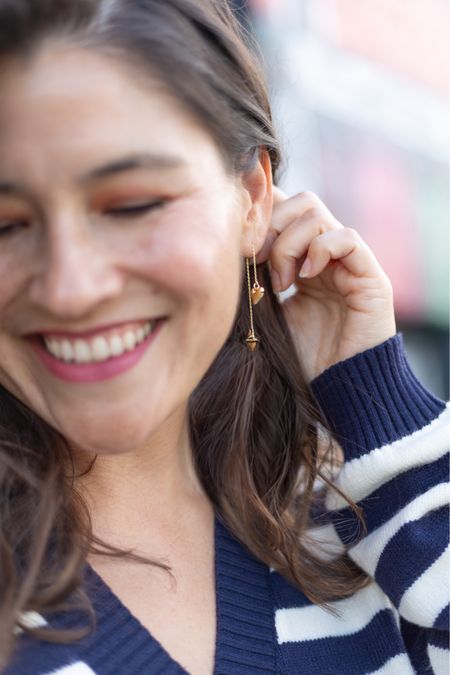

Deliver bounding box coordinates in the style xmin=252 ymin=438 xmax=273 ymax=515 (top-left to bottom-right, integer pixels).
xmin=375 ymin=505 xmax=449 ymax=607
xmin=270 ymin=571 xmax=311 ymax=610
xmin=2 ymin=635 xmax=82 ymax=675
xmin=399 ymin=617 xmax=434 ymax=674
xmin=433 ymin=603 xmax=450 ymax=632
xmin=277 ymin=609 xmax=405 ymax=674
xmin=428 ymin=624 xmax=450 ymax=651
xmin=330 ymin=453 xmax=449 ymax=543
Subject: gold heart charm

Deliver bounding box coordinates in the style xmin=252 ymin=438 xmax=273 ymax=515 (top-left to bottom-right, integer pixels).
xmin=251 ymin=285 xmax=265 ymax=305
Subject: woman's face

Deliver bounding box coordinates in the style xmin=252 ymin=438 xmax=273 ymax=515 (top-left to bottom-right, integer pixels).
xmin=0 ymin=44 xmax=251 ymax=453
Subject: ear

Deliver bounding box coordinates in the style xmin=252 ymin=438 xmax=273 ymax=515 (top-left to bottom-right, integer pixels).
xmin=239 ymin=147 xmax=273 ymax=258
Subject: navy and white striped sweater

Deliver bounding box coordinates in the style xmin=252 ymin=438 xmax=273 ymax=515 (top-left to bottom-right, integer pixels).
xmin=6 ymin=333 xmax=450 ymax=674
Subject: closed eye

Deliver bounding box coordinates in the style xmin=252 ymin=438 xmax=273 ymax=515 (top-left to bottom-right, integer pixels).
xmin=0 ymin=220 xmax=28 ymax=236
xmin=105 ymin=200 xmax=166 ymax=218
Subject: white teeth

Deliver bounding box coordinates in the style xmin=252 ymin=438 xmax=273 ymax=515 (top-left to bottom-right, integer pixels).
xmin=61 ymin=340 xmax=74 ymax=362
xmin=47 ymin=339 xmax=62 ymax=359
xmin=74 ymin=339 xmax=91 ymax=364
xmin=123 ymin=330 xmax=136 ymax=352
xmin=110 ymin=335 xmax=125 ymax=357
xmin=92 ymin=336 xmax=110 ymax=362
xmin=43 ymin=320 xmax=155 ymax=364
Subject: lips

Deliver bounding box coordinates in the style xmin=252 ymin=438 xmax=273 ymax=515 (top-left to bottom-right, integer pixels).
xmin=41 ymin=319 xmax=157 ymax=364
xmin=29 ymin=318 xmax=164 ymax=383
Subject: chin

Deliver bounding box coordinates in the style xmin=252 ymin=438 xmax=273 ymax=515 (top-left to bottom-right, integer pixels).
xmin=41 ymin=372 xmax=177 ymax=447
xmin=53 ymin=402 xmax=165 ymax=457
xmin=67 ymin=424 xmax=154 ymax=457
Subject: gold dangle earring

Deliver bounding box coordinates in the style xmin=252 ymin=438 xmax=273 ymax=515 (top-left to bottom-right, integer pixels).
xmin=245 ymin=243 xmax=265 ymax=351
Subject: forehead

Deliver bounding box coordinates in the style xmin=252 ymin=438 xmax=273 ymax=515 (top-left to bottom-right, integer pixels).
xmin=0 ymin=43 xmax=221 ymax=176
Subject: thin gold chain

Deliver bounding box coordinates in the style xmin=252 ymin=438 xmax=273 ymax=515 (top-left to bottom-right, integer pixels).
xmin=252 ymin=243 xmax=259 ymax=288
xmin=246 ymin=256 xmax=255 ymax=337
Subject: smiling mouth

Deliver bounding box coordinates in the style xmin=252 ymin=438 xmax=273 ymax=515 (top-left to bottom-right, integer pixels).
xmin=37 ymin=319 xmax=160 ymax=364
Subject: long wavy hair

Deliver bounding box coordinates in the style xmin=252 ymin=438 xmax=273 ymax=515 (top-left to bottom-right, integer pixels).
xmin=0 ymin=0 xmax=372 ymax=668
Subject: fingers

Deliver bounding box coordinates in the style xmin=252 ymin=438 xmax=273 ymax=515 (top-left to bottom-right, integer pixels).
xmin=272 ymin=185 xmax=288 ymax=205
xmin=300 ymin=228 xmax=383 ymax=278
xmin=271 ymin=191 xmax=336 ymax=235
xmin=257 ymin=190 xmax=337 ymax=264
xmin=271 ymin=225 xmax=383 ymax=291
xmin=269 ymin=208 xmax=342 ymax=290
xmin=262 ymin=190 xmax=380 ymax=291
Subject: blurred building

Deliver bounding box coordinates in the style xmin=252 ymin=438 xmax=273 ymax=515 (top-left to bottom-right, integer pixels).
xmin=242 ymin=0 xmax=449 ymax=398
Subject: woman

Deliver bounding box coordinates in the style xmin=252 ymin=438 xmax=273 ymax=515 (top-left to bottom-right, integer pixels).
xmin=0 ymin=1 xmax=448 ymax=673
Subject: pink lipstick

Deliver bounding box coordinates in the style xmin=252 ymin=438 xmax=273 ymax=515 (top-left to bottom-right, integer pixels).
xmin=30 ymin=319 xmax=164 ymax=383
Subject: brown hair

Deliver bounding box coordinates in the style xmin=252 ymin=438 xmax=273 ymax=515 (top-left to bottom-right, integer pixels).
xmin=0 ymin=0 xmax=371 ymax=668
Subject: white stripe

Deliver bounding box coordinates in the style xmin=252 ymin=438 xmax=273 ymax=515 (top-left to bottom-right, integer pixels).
xmin=48 ymin=663 xmax=97 ymax=675
xmin=368 ymin=652 xmax=415 ymax=674
xmin=427 ymin=644 xmax=450 ymax=675
xmin=304 ymin=522 xmax=346 ymax=561
xmin=348 ymin=483 xmax=449 ymax=577
xmin=275 ymin=581 xmax=391 ymax=643
xmin=325 ymin=404 xmax=450 ymax=511
xmin=399 ymin=544 xmax=450 ymax=628
xmin=14 ymin=610 xmax=47 ymax=635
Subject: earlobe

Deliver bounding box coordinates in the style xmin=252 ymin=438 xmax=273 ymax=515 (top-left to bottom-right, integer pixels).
xmin=240 ymin=147 xmax=273 ymax=257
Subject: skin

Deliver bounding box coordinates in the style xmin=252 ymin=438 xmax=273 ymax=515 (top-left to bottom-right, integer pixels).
xmin=0 ymin=40 xmax=397 ymax=545
xmin=0 ymin=44 xmax=271 ymax=533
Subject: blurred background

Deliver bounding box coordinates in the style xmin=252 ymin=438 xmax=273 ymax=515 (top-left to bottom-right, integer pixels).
xmin=233 ymin=0 xmax=449 ymax=399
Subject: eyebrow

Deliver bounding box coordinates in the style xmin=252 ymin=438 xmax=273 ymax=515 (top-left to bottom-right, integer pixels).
xmin=80 ymin=152 xmax=189 ymax=182
xmin=0 ymin=152 xmax=189 ymax=198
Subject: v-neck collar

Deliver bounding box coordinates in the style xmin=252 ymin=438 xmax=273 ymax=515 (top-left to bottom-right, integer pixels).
xmin=76 ymin=513 xmax=277 ymax=674
xmin=213 ymin=513 xmax=277 ymax=674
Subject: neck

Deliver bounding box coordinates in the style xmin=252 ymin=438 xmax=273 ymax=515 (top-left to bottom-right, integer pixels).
xmin=72 ymin=408 xmax=212 ymax=547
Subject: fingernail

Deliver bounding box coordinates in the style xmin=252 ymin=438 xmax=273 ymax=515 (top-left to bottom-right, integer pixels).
xmin=271 ymin=269 xmax=281 ymax=291
xmin=299 ymin=258 xmax=312 ymax=278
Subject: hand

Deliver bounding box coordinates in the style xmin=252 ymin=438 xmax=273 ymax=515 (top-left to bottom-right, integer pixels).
xmin=258 ymin=188 xmax=397 ymax=383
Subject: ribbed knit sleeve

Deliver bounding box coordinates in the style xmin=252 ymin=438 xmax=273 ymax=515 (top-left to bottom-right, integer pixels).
xmin=309 ymin=332 xmax=446 ymax=461
xmin=309 ymin=332 xmax=450 ymax=674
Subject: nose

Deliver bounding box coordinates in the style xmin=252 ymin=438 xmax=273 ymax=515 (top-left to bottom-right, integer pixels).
xmin=29 ymin=220 xmax=124 ymax=318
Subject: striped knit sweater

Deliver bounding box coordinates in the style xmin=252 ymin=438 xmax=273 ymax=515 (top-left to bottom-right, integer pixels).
xmin=5 ymin=332 xmax=449 ymax=675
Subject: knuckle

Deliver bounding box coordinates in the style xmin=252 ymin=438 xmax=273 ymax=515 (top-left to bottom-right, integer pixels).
xmin=344 ymin=227 xmax=360 ymax=241
xmin=270 ymin=235 xmax=286 ymax=257
xmin=295 ymin=190 xmax=318 ymax=203
xmin=308 ymin=236 xmax=322 ymax=252
xmin=306 ymin=206 xmax=322 ymax=220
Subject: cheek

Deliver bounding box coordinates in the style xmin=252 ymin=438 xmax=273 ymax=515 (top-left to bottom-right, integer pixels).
xmin=0 ymin=265 xmax=31 ymax=349
xmin=116 ymin=203 xmax=242 ymax=304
